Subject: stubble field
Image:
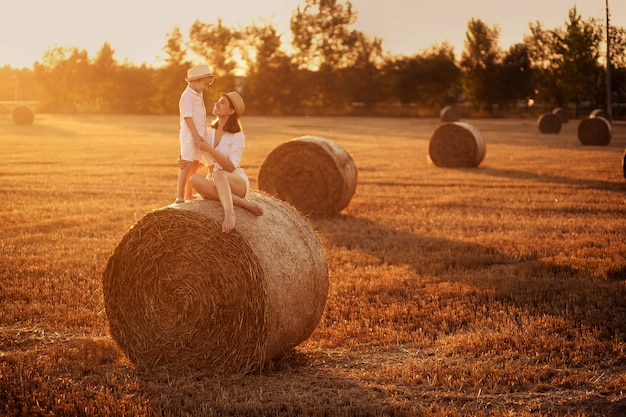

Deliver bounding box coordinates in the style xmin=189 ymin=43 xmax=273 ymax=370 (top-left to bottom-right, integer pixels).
xmin=1 ymin=113 xmax=625 ymax=416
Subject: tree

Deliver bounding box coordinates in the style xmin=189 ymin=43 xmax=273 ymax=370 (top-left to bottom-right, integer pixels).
xmin=243 ymin=21 xmax=303 ymax=114
xmin=187 ymin=18 xmax=240 ymax=84
xmin=460 ymin=19 xmax=502 ymax=113
xmin=289 ymin=0 xmax=359 ymax=71
xmin=555 ymin=8 xmax=604 ymax=111
xmin=152 ymin=27 xmax=192 ymax=115
xmin=33 ymin=46 xmax=90 ymax=112
xmin=289 ymin=0 xmax=362 ymax=111
xmin=343 ymin=31 xmax=385 ymax=110
xmin=608 ymin=25 xmax=626 ymax=116
xmin=389 ymin=43 xmax=461 ymax=113
xmin=498 ymin=43 xmax=534 ymax=108
xmin=92 ymin=43 xmax=118 ymax=113
xmin=524 ymin=8 xmax=604 ymax=114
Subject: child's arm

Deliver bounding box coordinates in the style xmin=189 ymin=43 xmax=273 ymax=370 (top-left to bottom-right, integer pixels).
xmin=184 ymin=117 xmax=204 ymax=142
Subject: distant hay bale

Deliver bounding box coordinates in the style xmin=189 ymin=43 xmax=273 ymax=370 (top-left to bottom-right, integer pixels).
xmin=578 ymin=117 xmax=612 ymax=146
xmin=258 ymin=136 xmax=357 ymax=215
xmin=537 ymin=112 xmax=562 ymax=134
xmin=440 ymin=106 xmax=460 ymax=122
xmin=428 ymin=122 xmax=486 ymax=168
xmin=552 ymin=107 xmax=569 ymax=123
xmin=102 ymin=192 xmax=328 ymax=375
xmin=12 ymin=105 xmax=34 ymax=125
xmin=590 ymin=109 xmax=611 ymax=123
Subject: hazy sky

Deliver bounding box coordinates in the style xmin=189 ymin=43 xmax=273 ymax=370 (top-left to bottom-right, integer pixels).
xmin=1 ymin=0 xmax=623 ymax=68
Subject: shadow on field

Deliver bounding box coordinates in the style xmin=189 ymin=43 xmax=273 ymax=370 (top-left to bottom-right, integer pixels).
xmin=476 ymin=167 xmax=626 ymax=193
xmin=135 ymin=354 xmax=407 ymax=416
xmin=310 ymin=214 xmax=626 ymax=341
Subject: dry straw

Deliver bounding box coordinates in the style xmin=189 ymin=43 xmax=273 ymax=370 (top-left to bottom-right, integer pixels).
xmin=552 ymin=107 xmax=569 ymax=124
xmin=623 ymin=149 xmax=626 ymax=179
xmin=12 ymin=105 xmax=34 ymax=125
xmin=102 ymin=191 xmax=328 ymax=375
xmin=258 ymin=136 xmax=357 ymax=215
xmin=590 ymin=108 xmax=612 ymax=123
xmin=440 ymin=106 xmax=460 ymax=122
xmin=578 ymin=117 xmax=612 ymax=146
xmin=428 ymin=122 xmax=486 ymax=168
xmin=537 ymin=112 xmax=562 ymax=134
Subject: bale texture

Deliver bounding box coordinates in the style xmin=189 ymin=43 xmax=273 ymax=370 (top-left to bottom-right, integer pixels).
xmin=590 ymin=109 xmax=611 ymax=123
xmin=623 ymin=149 xmax=626 ymax=179
xmin=440 ymin=106 xmax=460 ymax=122
xmin=258 ymin=136 xmax=357 ymax=215
xmin=103 ymin=191 xmax=328 ymax=375
xmin=428 ymin=122 xmax=486 ymax=168
xmin=578 ymin=117 xmax=612 ymax=146
xmin=12 ymin=105 xmax=34 ymax=125
xmin=552 ymin=107 xmax=569 ymax=123
xmin=537 ymin=112 xmax=562 ymax=134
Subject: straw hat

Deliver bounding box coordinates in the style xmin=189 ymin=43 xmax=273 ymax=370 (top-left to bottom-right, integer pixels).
xmin=221 ymin=91 xmax=245 ymax=116
xmin=185 ymin=64 xmax=214 ymax=82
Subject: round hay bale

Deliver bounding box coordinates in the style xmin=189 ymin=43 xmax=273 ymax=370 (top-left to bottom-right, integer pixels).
xmin=102 ymin=191 xmax=328 ymax=375
xmin=257 ymin=136 xmax=357 ymax=216
xmin=552 ymin=107 xmax=569 ymax=123
xmin=12 ymin=105 xmax=35 ymax=125
xmin=590 ymin=109 xmax=611 ymax=123
xmin=537 ymin=112 xmax=562 ymax=134
xmin=428 ymin=122 xmax=486 ymax=168
xmin=440 ymin=106 xmax=460 ymax=122
xmin=578 ymin=117 xmax=612 ymax=146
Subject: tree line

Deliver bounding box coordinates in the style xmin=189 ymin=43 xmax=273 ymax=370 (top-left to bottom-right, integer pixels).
xmin=1 ymin=0 xmax=625 ymax=119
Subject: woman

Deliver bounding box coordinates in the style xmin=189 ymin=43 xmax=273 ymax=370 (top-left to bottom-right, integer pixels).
xmin=188 ymin=91 xmax=263 ymax=233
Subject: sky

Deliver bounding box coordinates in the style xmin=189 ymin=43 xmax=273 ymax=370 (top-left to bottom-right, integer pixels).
xmin=1 ymin=0 xmax=624 ymax=68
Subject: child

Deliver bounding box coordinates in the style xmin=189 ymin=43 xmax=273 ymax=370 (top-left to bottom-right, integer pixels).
xmin=175 ymin=64 xmax=215 ymax=204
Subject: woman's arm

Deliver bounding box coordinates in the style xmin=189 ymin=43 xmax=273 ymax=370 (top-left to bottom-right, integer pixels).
xmin=196 ymin=132 xmax=244 ymax=172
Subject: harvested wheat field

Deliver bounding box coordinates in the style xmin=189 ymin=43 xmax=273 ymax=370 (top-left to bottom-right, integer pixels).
xmin=1 ymin=114 xmax=625 ymax=416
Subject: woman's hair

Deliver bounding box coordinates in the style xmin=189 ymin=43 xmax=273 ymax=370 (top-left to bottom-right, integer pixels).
xmin=210 ymin=97 xmax=242 ymax=133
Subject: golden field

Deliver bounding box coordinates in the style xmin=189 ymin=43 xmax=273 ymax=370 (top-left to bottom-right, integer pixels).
xmin=1 ymin=113 xmax=625 ymax=416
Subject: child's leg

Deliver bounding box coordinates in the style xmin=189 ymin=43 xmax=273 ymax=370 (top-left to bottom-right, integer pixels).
xmin=184 ymin=160 xmax=199 ymax=200
xmin=176 ymin=163 xmax=192 ymax=204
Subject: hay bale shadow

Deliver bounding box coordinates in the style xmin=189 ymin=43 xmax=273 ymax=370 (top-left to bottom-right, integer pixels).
xmin=310 ymin=214 xmax=626 ymax=341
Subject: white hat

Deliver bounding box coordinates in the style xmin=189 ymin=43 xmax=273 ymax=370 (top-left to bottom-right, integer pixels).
xmin=185 ymin=64 xmax=214 ymax=82
xmin=221 ymin=91 xmax=245 ymax=116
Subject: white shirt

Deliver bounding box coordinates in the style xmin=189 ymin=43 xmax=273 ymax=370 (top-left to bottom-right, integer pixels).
xmin=203 ymin=128 xmax=245 ymax=170
xmin=179 ymin=86 xmax=207 ymax=137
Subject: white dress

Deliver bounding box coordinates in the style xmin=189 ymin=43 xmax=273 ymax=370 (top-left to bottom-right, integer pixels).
xmin=202 ymin=128 xmax=250 ymax=193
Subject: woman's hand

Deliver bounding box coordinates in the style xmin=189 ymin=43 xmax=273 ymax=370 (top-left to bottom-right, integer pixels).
xmin=177 ymin=157 xmax=191 ymax=169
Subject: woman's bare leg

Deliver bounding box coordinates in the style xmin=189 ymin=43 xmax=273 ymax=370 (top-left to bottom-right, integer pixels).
xmin=190 ymin=174 xmax=263 ymax=216
xmin=212 ymin=171 xmax=237 ymax=233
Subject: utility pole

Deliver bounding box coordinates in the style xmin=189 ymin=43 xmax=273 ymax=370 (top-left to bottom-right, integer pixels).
xmin=606 ymin=0 xmax=612 ymax=120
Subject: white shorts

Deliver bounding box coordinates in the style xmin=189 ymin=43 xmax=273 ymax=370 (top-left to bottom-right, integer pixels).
xmin=180 ymin=131 xmax=202 ymax=161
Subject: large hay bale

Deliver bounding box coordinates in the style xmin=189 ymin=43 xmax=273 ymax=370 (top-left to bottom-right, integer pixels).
xmin=578 ymin=117 xmax=612 ymax=146
xmin=12 ymin=105 xmax=34 ymax=125
xmin=440 ymin=106 xmax=460 ymax=122
xmin=102 ymin=191 xmax=328 ymax=375
xmin=552 ymin=107 xmax=569 ymax=123
xmin=537 ymin=112 xmax=562 ymax=134
xmin=258 ymin=136 xmax=357 ymax=215
xmin=428 ymin=122 xmax=486 ymax=168
xmin=590 ymin=109 xmax=611 ymax=123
